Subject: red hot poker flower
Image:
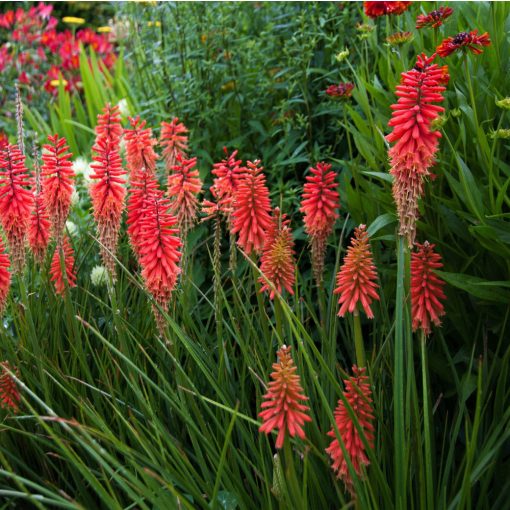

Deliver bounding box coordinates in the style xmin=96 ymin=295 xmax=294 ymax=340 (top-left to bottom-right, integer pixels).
xmin=364 ymin=1 xmax=411 ymax=18
xmin=300 ymin=162 xmax=339 ymax=283
xmin=231 ymin=160 xmax=272 ymax=255
xmin=258 ymin=208 xmax=296 ymax=299
xmin=259 ymin=345 xmax=311 ymax=449
xmin=436 ymin=30 xmax=491 ymax=58
xmin=386 ymin=54 xmax=447 ymax=246
xmin=326 ymin=366 xmax=375 ymax=495
xmin=167 ymin=155 xmax=203 ymax=236
xmin=0 ymin=239 xmax=11 ymax=314
xmin=95 ymin=103 xmax=123 ymax=144
xmin=411 ymin=241 xmax=446 ymax=335
xmin=50 ymin=235 xmax=77 ymax=296
xmin=0 ymin=144 xmax=34 ymax=273
xmin=41 ymin=134 xmax=75 ymax=242
xmin=334 ymin=225 xmax=380 ymax=319
xmin=139 ymin=190 xmax=182 ymax=332
xmin=89 ymin=136 xmax=127 ymax=281
xmin=160 ymin=118 xmax=189 ymax=171
xmin=416 ymin=7 xmax=453 ymax=29
xmin=29 ymin=187 xmax=51 ymax=264
xmin=123 ymin=116 xmax=158 ymax=177
xmin=0 ymin=361 xmax=20 ymax=413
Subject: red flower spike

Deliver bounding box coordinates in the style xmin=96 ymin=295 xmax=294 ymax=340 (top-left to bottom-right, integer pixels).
xmin=259 ymin=208 xmax=296 ymax=299
xmin=139 ymin=191 xmax=182 ymax=332
xmin=167 ymin=155 xmax=202 ymax=236
xmin=386 ymin=54 xmax=447 ymax=246
xmin=436 ymin=30 xmax=491 ymax=58
xmin=0 ymin=239 xmax=11 ymax=314
xmin=416 ymin=7 xmax=453 ymax=29
xmin=41 ymin=134 xmax=75 ymax=243
xmin=95 ymin=103 xmax=123 ymax=145
xmin=28 ymin=188 xmax=51 ymax=264
xmin=411 ymin=241 xmax=446 ymax=335
xmin=123 ymin=116 xmax=158 ymax=177
xmin=0 ymin=144 xmax=34 ymax=273
xmin=231 ymin=160 xmax=272 ymax=255
xmin=364 ymin=1 xmax=411 ymax=18
xmin=90 ymin=120 xmax=127 ymax=280
xmin=50 ymin=235 xmax=77 ymax=296
xmin=326 ymin=366 xmax=375 ymax=495
xmin=160 ymin=118 xmax=189 ymax=171
xmin=334 ymin=225 xmax=380 ymax=319
xmin=300 ymin=162 xmax=339 ymax=283
xmin=259 ymin=345 xmax=311 ymax=449
xmin=0 ymin=361 xmax=20 ymax=413
xmin=211 ymin=148 xmax=245 ymax=223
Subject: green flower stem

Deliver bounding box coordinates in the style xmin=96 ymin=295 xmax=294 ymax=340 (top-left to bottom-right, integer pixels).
xmin=353 ymin=311 xmax=366 ymax=368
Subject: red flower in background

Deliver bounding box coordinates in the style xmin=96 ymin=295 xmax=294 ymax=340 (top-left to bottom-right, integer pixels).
xmin=41 ymin=134 xmax=75 ymax=242
xmin=258 ymin=208 xmax=296 ymax=299
xmin=50 ymin=235 xmax=77 ymax=296
xmin=416 ymin=7 xmax=453 ymax=29
xmin=326 ymin=82 xmax=355 ymax=99
xmin=0 ymin=131 xmax=7 ymax=150
xmin=259 ymin=345 xmax=311 ymax=449
xmin=386 ymin=54 xmax=447 ymax=246
xmin=364 ymin=1 xmax=411 ymax=18
xmin=334 ymin=225 xmax=380 ymax=319
xmin=124 ymin=116 xmax=159 ymax=176
xmin=326 ymin=366 xmax=375 ymax=494
xmin=0 ymin=144 xmax=34 ymax=273
xmin=0 ymin=239 xmax=11 ymax=314
xmin=0 ymin=361 xmax=20 ymax=413
xmin=436 ymin=30 xmax=491 ymax=58
xmin=231 ymin=160 xmax=272 ymax=254
xmin=167 ymin=155 xmax=203 ymax=236
xmin=160 ymin=118 xmax=189 ymax=171
xmin=411 ymin=242 xmax=446 ymax=335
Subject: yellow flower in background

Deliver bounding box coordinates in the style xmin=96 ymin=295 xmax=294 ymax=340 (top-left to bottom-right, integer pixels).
xmin=335 ymin=48 xmax=350 ymax=62
xmin=97 ymin=26 xmax=112 ymax=33
xmin=147 ymin=21 xmax=161 ymax=27
xmin=62 ymin=16 xmax=85 ymax=25
xmin=221 ymin=80 xmax=235 ymax=92
xmin=200 ymin=34 xmax=207 ymax=44
xmin=50 ymin=79 xmax=68 ymax=87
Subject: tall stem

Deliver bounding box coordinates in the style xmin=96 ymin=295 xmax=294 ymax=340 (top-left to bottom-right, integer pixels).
xmin=353 ymin=311 xmax=365 ymax=367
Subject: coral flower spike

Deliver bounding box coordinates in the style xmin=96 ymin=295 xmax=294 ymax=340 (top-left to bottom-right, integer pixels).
xmin=29 ymin=184 xmax=51 ymax=264
xmin=411 ymin=241 xmax=446 ymax=335
xmin=386 ymin=54 xmax=447 ymax=246
xmin=300 ymin=162 xmax=339 ymax=284
xmin=50 ymin=235 xmax=77 ymax=296
xmin=326 ymin=365 xmax=375 ymax=495
xmin=0 ymin=144 xmax=34 ymax=273
xmin=0 ymin=361 xmax=21 ymax=413
xmin=160 ymin=117 xmax=189 ymax=171
xmin=0 ymin=239 xmax=11 ymax=314
xmin=41 ymin=134 xmax=75 ymax=243
xmin=123 ymin=116 xmax=159 ymax=177
xmin=334 ymin=225 xmax=380 ymax=319
xmin=231 ymin=160 xmax=272 ymax=255
xmin=258 ymin=208 xmax=296 ymax=299
xmin=259 ymin=345 xmax=311 ymax=449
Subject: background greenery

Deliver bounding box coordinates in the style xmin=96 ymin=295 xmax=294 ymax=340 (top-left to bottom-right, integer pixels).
xmin=1 ymin=1 xmax=509 ymax=509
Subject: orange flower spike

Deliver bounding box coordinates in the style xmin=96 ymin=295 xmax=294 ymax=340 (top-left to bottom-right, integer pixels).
xmin=50 ymin=235 xmax=77 ymax=296
xmin=28 ymin=188 xmax=51 ymax=264
xmin=139 ymin=191 xmax=182 ymax=318
xmin=90 ymin=107 xmax=127 ymax=280
xmin=95 ymin=103 xmax=123 ymax=144
xmin=0 ymin=144 xmax=33 ymax=273
xmin=167 ymin=154 xmax=203 ymax=235
xmin=326 ymin=366 xmax=375 ymax=494
xmin=160 ymin=117 xmax=189 ymax=170
xmin=334 ymin=225 xmax=379 ymax=318
xmin=0 ymin=361 xmax=21 ymax=413
xmin=386 ymin=54 xmax=447 ymax=246
xmin=123 ymin=116 xmax=158 ymax=177
xmin=231 ymin=160 xmax=272 ymax=254
xmin=41 ymin=134 xmax=75 ymax=242
xmin=259 ymin=345 xmax=311 ymax=449
xmin=411 ymin=241 xmax=446 ymax=335
xmin=0 ymin=239 xmax=11 ymax=314
xmin=259 ymin=208 xmax=296 ymax=299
